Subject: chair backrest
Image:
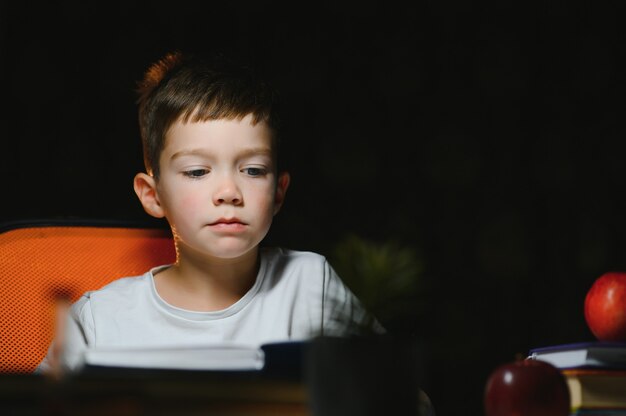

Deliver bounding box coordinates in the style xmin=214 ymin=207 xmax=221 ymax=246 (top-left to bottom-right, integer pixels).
xmin=0 ymin=220 xmax=176 ymax=374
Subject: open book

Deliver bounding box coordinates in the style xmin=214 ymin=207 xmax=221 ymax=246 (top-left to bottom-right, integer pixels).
xmin=77 ymin=341 xmax=307 ymax=376
xmin=79 ymin=343 xmax=264 ymax=371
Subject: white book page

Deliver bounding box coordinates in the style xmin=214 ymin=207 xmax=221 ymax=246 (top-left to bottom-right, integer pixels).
xmin=81 ymin=344 xmax=265 ymax=371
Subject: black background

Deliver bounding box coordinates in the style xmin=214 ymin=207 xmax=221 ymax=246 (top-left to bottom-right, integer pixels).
xmin=3 ymin=1 xmax=626 ymax=414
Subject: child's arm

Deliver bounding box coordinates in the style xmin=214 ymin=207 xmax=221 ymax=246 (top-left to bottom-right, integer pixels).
xmin=35 ymin=296 xmax=92 ymax=375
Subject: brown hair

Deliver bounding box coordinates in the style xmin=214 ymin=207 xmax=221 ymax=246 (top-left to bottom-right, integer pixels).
xmin=136 ymin=51 xmax=280 ymax=178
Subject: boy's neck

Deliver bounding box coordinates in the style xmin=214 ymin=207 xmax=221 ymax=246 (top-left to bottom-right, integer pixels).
xmin=153 ymin=248 xmax=260 ymax=312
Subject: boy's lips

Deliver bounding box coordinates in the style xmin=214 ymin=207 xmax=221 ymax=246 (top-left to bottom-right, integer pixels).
xmin=209 ymin=217 xmax=246 ymax=226
xmin=207 ymin=218 xmax=248 ymax=232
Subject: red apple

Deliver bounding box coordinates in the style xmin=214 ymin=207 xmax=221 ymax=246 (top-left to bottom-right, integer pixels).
xmin=585 ymin=272 xmax=626 ymax=342
xmin=484 ymin=358 xmax=570 ymax=416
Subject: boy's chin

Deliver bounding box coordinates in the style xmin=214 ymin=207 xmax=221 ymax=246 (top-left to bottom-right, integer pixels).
xmin=200 ymin=243 xmax=260 ymax=261
xmin=175 ymin=233 xmax=264 ymax=261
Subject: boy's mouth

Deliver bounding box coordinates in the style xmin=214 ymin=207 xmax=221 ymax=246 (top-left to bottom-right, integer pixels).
xmin=209 ymin=217 xmax=247 ymax=226
xmin=208 ymin=218 xmax=248 ymax=233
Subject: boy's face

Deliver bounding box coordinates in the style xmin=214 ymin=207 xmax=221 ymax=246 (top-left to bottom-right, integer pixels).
xmin=144 ymin=114 xmax=288 ymax=261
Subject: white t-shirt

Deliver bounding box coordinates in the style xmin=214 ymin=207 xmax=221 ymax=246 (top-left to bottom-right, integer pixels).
xmin=36 ymin=247 xmax=383 ymax=373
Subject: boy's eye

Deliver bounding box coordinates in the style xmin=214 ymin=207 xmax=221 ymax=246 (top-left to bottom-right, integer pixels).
xmin=242 ymin=167 xmax=267 ymax=177
xmin=183 ymin=169 xmax=209 ymax=178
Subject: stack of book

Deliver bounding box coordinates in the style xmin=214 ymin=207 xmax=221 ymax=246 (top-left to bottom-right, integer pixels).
xmin=528 ymin=342 xmax=626 ymax=415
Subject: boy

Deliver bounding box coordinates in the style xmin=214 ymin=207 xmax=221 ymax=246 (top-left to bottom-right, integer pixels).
xmin=36 ymin=51 xmax=383 ymax=373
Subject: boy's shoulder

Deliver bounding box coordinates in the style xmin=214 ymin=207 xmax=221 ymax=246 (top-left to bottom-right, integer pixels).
xmin=80 ymin=267 xmax=164 ymax=303
xmin=69 ymin=269 xmax=160 ymax=319
xmin=262 ymin=247 xmax=328 ymax=265
xmin=260 ymin=247 xmax=333 ymax=286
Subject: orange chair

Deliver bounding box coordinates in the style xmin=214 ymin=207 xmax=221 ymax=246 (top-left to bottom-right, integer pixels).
xmin=0 ymin=219 xmax=176 ymax=374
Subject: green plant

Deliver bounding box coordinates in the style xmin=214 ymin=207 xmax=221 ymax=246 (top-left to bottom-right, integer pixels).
xmin=330 ymin=234 xmax=425 ymax=331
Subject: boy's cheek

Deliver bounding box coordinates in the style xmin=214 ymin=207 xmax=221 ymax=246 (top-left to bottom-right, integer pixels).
xmin=166 ymin=200 xmax=202 ymax=233
xmin=177 ymin=195 xmax=204 ymax=214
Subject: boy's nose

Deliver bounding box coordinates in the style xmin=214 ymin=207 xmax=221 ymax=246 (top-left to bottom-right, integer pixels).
xmin=212 ymin=176 xmax=243 ymax=205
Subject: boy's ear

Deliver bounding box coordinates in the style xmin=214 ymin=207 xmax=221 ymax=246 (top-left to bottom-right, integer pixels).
xmin=273 ymin=171 xmax=291 ymax=215
xmin=133 ymin=173 xmax=165 ymax=218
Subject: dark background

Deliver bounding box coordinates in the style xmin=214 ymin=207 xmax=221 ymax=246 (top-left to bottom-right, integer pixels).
xmin=2 ymin=1 xmax=626 ymax=414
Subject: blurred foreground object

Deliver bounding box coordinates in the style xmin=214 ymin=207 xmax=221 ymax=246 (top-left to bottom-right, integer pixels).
xmin=306 ymin=336 xmax=433 ymax=416
xmin=0 ymin=336 xmax=432 ymax=415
